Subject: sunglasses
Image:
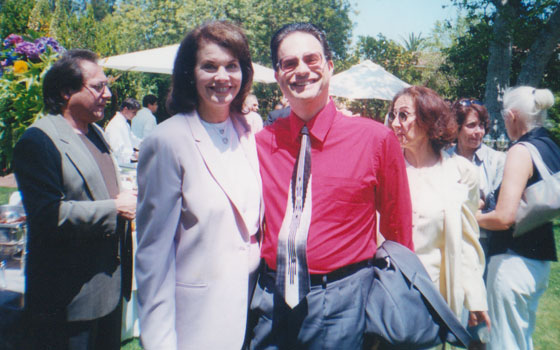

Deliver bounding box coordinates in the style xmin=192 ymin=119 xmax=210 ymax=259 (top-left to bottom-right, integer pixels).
xmin=277 ymin=52 xmax=324 ymax=72
xmin=458 ymin=99 xmax=483 ymax=107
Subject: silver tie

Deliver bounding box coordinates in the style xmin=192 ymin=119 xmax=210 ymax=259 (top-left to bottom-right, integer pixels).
xmin=275 ymin=125 xmax=312 ymax=308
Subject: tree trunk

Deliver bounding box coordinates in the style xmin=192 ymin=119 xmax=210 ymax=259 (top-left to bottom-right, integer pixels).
xmin=516 ymin=5 xmax=560 ymax=87
xmin=484 ymin=0 xmax=516 ymax=138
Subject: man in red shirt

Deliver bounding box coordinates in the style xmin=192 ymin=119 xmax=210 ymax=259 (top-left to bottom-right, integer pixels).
xmin=249 ymin=23 xmax=414 ymax=349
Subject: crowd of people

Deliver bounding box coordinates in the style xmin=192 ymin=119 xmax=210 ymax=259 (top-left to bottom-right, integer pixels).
xmin=10 ymin=19 xmax=559 ymax=350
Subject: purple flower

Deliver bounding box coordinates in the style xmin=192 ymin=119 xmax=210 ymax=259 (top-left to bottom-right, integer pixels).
xmin=15 ymin=41 xmax=40 ymax=60
xmin=3 ymin=34 xmax=23 ymax=48
xmin=34 ymin=37 xmax=64 ymax=54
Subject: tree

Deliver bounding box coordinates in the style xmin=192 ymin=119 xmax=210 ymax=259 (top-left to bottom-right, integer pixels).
xmin=401 ymin=32 xmax=426 ymax=52
xmin=99 ymin=0 xmax=355 ymax=118
xmin=347 ymin=34 xmax=422 ymax=120
xmin=450 ymin=0 xmax=560 ymax=137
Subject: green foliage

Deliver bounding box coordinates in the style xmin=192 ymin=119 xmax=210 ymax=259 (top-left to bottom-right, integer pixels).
xmin=355 ymin=34 xmax=421 ymax=83
xmin=401 ymin=32 xmax=426 ymax=52
xmin=0 ymin=35 xmax=64 ymax=174
xmin=27 ymin=0 xmax=53 ymax=35
xmin=444 ymin=0 xmax=560 ymax=99
xmin=0 ymin=0 xmax=35 ymax=39
xmin=350 ymin=34 xmax=422 ymax=119
xmin=442 ymin=17 xmax=492 ymax=99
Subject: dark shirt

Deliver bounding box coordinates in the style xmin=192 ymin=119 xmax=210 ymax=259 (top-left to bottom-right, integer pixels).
xmin=78 ymin=126 xmax=119 ymax=199
xmin=264 ymin=107 xmax=291 ymax=126
xmin=489 ymin=127 xmax=559 ymax=261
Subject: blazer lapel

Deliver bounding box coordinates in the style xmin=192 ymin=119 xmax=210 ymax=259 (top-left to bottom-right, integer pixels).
xmin=47 ymin=115 xmax=111 ymax=200
xmin=186 ymin=111 xmax=253 ymax=234
xmin=232 ymin=114 xmax=265 ymax=232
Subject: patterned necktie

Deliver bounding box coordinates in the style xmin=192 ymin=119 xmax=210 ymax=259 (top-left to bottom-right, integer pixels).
xmin=276 ymin=125 xmax=312 ymax=308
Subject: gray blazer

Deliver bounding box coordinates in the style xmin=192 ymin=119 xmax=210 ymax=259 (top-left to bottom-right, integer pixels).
xmin=13 ymin=114 xmax=127 ymax=321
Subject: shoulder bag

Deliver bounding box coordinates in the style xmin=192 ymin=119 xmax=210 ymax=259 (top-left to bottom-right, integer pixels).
xmin=365 ymin=240 xmax=472 ymax=349
xmin=513 ymin=142 xmax=560 ymax=237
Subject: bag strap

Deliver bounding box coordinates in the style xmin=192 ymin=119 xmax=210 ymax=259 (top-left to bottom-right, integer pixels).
xmin=518 ymin=141 xmax=552 ymax=180
xmin=381 ymin=241 xmax=472 ymax=348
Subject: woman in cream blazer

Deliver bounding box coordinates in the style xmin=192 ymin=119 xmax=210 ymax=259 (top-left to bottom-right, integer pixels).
xmin=135 ymin=22 xmax=262 ymax=350
xmin=389 ymin=86 xmax=489 ymax=331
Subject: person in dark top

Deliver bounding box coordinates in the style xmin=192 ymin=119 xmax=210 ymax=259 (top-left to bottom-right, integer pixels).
xmin=13 ymin=49 xmax=137 ymax=350
xmin=264 ymin=97 xmax=290 ymax=126
xmin=476 ymin=86 xmax=559 ymax=349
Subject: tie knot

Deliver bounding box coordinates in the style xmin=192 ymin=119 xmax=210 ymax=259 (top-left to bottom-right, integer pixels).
xmin=301 ymin=125 xmax=309 ymax=136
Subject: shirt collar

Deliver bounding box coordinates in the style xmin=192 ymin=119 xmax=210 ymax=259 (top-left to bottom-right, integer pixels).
xmin=472 ymin=144 xmax=487 ymax=164
xmin=288 ymin=98 xmax=337 ymax=145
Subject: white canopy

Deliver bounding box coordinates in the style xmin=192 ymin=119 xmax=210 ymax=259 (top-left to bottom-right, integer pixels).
xmin=99 ymin=44 xmax=276 ymax=84
xmin=329 ymin=60 xmax=410 ymax=100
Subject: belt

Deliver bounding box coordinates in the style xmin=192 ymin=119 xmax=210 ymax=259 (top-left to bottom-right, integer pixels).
xmin=263 ymin=259 xmax=372 ymax=287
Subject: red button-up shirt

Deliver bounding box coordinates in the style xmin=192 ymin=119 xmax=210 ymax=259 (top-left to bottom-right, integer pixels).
xmin=256 ymin=99 xmax=414 ymax=274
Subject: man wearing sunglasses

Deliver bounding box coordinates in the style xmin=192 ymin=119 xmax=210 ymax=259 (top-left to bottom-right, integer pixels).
xmin=13 ymin=49 xmax=137 ymax=349
xmin=250 ymin=23 xmax=414 ymax=349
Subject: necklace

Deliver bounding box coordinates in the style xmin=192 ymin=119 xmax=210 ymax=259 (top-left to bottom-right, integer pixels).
xmin=203 ymin=118 xmax=230 ymax=144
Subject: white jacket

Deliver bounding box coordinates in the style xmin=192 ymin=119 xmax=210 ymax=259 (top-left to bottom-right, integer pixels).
xmin=105 ymin=112 xmax=141 ymax=165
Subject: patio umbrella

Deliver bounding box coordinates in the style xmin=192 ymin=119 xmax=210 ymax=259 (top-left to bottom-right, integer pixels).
xmin=99 ymin=44 xmax=276 ymax=83
xmin=329 ymin=60 xmax=410 ymax=100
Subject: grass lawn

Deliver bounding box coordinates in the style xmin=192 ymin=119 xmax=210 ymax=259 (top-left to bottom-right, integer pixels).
xmin=533 ymin=221 xmax=560 ymax=349
xmin=0 ymin=187 xmax=14 ymax=205
xmin=1 ymin=188 xmax=557 ymax=349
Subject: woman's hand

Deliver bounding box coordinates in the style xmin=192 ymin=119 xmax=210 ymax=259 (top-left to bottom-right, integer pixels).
xmin=468 ymin=310 xmax=491 ymax=330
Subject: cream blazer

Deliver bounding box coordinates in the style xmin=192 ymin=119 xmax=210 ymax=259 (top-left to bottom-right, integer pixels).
xmin=135 ymin=111 xmax=263 ymax=350
xmin=410 ymin=152 xmax=487 ymax=317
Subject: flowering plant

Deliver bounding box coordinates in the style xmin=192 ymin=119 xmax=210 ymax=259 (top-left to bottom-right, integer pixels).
xmin=0 ymin=34 xmax=65 ymax=174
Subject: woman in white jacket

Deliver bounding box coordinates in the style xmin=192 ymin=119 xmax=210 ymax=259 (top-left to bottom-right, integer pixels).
xmin=389 ymin=86 xmax=490 ymax=344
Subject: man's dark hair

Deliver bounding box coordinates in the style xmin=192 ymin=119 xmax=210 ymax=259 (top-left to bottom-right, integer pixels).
xmin=120 ymin=97 xmax=141 ymax=111
xmin=142 ymin=94 xmax=158 ymax=107
xmin=270 ymin=23 xmax=333 ymax=71
xmin=43 ymin=49 xmax=99 ymax=115
xmin=167 ymin=20 xmax=254 ymax=115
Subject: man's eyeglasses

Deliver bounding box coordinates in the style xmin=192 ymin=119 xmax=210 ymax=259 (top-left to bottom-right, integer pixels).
xmin=277 ymin=52 xmax=324 ymax=72
xmin=83 ymin=81 xmax=110 ymax=94
xmin=458 ymin=99 xmax=483 ymax=107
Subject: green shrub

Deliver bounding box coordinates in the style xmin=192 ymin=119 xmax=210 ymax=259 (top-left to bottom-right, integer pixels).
xmin=0 ymin=34 xmax=64 ymax=174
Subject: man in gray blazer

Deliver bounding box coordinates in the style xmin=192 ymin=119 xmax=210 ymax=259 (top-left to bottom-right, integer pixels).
xmin=13 ymin=49 xmax=137 ymax=350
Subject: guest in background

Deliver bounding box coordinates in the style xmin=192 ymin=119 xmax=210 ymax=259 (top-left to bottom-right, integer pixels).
xmin=242 ymin=93 xmax=263 ymax=131
xmin=389 ymin=86 xmax=490 ymax=334
xmin=476 ymin=87 xmax=559 ymax=350
xmin=135 ymin=21 xmax=262 ymax=350
xmin=13 ymin=49 xmax=136 ymax=350
xmin=449 ymin=99 xmax=506 ymax=259
xmin=105 ymin=98 xmax=141 ymax=165
xmin=131 ymin=94 xmax=158 ymax=140
xmin=264 ymin=96 xmax=290 ymax=126
xmin=243 ymin=93 xmax=260 ymax=113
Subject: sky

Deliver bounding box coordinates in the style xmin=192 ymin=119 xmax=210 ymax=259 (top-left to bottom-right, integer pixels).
xmin=351 ymin=0 xmax=458 ymax=45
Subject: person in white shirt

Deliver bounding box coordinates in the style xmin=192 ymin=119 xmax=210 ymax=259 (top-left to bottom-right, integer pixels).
xmin=242 ymin=94 xmax=263 ymax=131
xmin=105 ymin=98 xmax=141 ymax=165
xmin=131 ymin=94 xmax=158 ymax=140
